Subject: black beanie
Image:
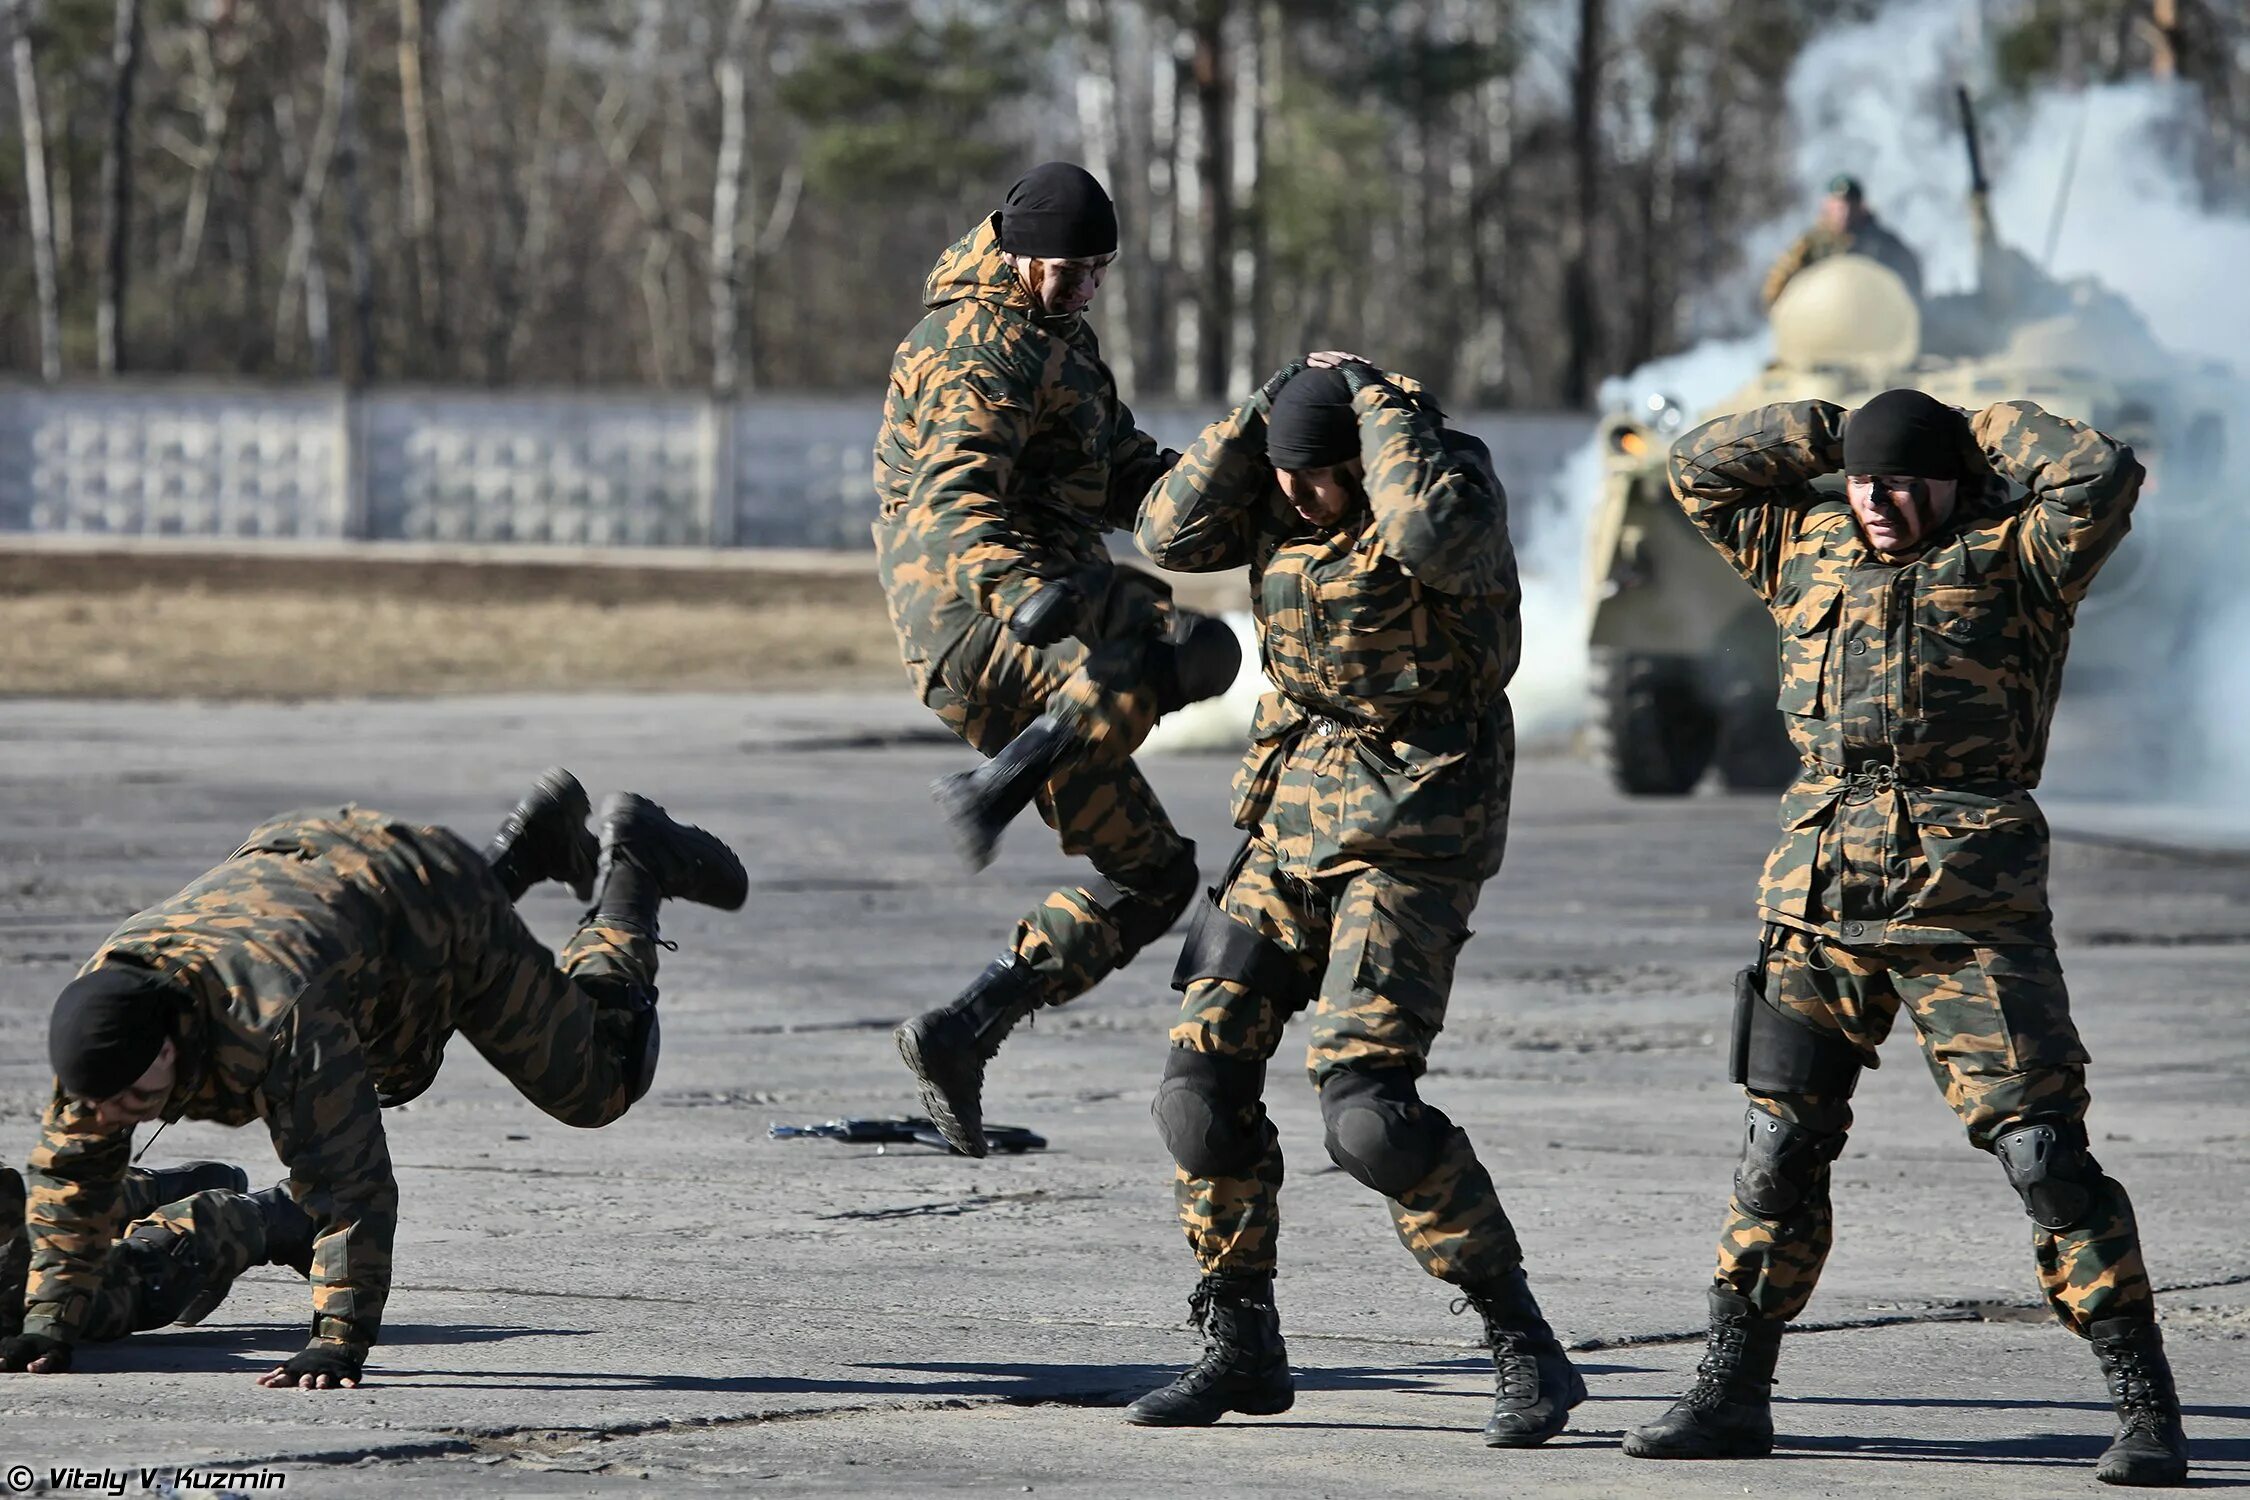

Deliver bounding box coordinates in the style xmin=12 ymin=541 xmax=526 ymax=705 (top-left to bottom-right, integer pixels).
xmin=998 ymin=163 xmax=1118 ymax=259
xmin=1266 ymin=368 xmax=1360 ymax=470
xmin=1843 ymin=388 xmax=1969 ymax=480
xmin=50 ymin=966 xmax=178 ymax=1099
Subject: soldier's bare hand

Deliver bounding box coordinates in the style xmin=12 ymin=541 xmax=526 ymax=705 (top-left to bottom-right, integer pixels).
xmin=1305 ymin=350 xmax=1371 ymax=369
xmin=0 ymin=1333 xmax=72 ymax=1373
xmin=258 ymin=1340 xmax=365 ymax=1390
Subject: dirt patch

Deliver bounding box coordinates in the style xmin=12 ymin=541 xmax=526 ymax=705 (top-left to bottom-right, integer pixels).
xmin=0 ymin=545 xmax=906 ymax=698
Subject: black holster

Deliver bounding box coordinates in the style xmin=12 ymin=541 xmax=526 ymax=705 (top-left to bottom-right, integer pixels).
xmin=1727 ymin=937 xmax=1864 ymax=1098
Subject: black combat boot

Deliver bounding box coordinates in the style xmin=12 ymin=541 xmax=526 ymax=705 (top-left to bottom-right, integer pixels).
xmin=1 ymin=1168 xmax=26 ymax=1339
xmin=484 ymin=768 xmax=599 ymax=902
xmin=1455 ymin=1267 xmax=1589 ymax=1447
xmin=1125 ymin=1272 xmax=1294 ymax=1426
xmin=590 ymin=792 xmax=750 ymax=929
xmin=135 ymin=1160 xmax=250 ymax=1210
xmin=174 ymin=1180 xmax=316 ymax=1327
xmin=2091 ymin=1317 xmax=2191 ymax=1486
xmin=1623 ymin=1287 xmax=1783 ymax=1459
xmin=893 ymin=953 xmax=1041 ymax=1158
xmin=931 ymin=715 xmax=1077 ymax=871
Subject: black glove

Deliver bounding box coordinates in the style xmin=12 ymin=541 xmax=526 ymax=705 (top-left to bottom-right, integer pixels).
xmin=1332 ymin=358 xmax=1387 ymax=396
xmin=272 ymin=1340 xmax=365 ymax=1387
xmin=0 ymin=1332 xmax=72 ymax=1372
xmin=1009 ymin=577 xmax=1088 ymax=649
xmin=1252 ymin=359 xmax=1308 ymax=409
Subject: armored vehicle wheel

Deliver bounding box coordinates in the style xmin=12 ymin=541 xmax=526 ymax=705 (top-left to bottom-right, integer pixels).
xmin=1599 ymin=654 xmax=1716 ymax=796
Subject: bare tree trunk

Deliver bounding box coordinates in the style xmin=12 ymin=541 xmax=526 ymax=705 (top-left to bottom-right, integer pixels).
xmin=1147 ymin=7 xmax=1183 ymax=397
xmin=7 ymin=0 xmax=62 ymax=381
xmin=330 ymin=0 xmax=375 ymax=382
xmin=274 ymin=5 xmax=348 ymax=375
xmin=1068 ymin=0 xmax=1134 ymax=390
xmin=1561 ymin=0 xmax=1605 ymax=407
xmin=95 ymin=0 xmax=143 ymax=375
xmin=1189 ymin=0 xmax=1232 ymax=399
xmin=708 ymin=0 xmax=767 ymax=396
xmin=398 ymin=0 xmax=449 ymax=371
xmin=172 ymin=4 xmax=245 ymax=280
xmin=503 ymin=27 xmax=568 ymax=382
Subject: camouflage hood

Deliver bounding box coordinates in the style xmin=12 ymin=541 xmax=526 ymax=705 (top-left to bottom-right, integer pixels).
xmin=922 ymin=212 xmax=1044 ymax=322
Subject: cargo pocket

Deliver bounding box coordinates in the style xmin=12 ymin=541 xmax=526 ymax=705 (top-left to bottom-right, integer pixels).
xmin=1910 ymin=582 xmax=2015 ymax=724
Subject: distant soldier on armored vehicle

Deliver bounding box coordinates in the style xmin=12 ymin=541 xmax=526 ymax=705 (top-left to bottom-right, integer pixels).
xmin=1622 ymin=391 xmax=2191 ymax=1487
xmin=1762 ymin=174 xmax=1923 ymax=308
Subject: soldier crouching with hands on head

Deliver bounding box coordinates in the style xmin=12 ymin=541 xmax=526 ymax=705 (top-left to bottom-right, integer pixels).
xmin=1623 ymin=389 xmax=2190 ymax=1486
xmin=0 ymin=770 xmax=745 ymax=1389
xmin=1122 ymin=351 xmax=1584 ymax=1448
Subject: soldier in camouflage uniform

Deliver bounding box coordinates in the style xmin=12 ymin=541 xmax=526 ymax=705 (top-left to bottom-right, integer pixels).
xmin=1623 ymin=390 xmax=2190 ymax=1486
xmin=0 ymin=770 xmax=746 ymax=1390
xmin=1121 ymin=355 xmax=1584 ymax=1447
xmin=875 ymin=162 xmax=1239 ymax=1158
xmin=1762 ymin=174 xmax=1924 ymax=308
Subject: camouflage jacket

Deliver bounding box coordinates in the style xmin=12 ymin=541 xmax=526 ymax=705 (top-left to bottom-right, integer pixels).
xmin=1670 ymin=399 xmax=2141 ymax=945
xmin=1137 ymin=376 xmax=1520 ymax=879
xmin=1761 ymin=215 xmax=1924 ymax=307
xmin=21 ymin=809 xmax=503 ymax=1354
xmin=872 ymin=213 xmax=1174 ymax=682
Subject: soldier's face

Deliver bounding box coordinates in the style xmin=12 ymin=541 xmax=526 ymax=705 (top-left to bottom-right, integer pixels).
xmin=1275 ymin=462 xmax=1364 ymax=527
xmin=1847 ymin=473 xmax=1958 ymax=555
xmin=1820 ymin=193 xmax=1859 ymax=234
xmin=1010 ymin=254 xmax=1113 ymax=316
xmin=89 ymin=1038 xmax=177 ymax=1128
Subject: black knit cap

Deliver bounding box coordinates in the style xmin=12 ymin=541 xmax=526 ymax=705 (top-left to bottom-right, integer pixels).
xmin=1266 ymin=368 xmax=1360 ymax=470
xmin=998 ymin=162 xmax=1118 ymax=259
xmin=1844 ymin=388 xmax=1969 ymax=480
xmin=50 ymin=966 xmax=178 ymax=1099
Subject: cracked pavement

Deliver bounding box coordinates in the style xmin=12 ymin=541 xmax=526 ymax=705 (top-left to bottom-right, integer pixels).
xmin=0 ymin=693 xmax=2244 ymax=1496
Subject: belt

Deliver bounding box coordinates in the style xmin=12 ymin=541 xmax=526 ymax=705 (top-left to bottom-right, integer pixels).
xmin=1802 ymin=762 xmax=2030 ymax=799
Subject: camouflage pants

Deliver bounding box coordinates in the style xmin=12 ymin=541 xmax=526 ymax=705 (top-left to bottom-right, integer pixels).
xmin=1 ymin=1165 xmax=271 ymax=1342
xmin=1715 ymin=925 xmax=2152 ymax=1337
xmin=1168 ymin=839 xmax=1521 ymax=1285
xmin=917 ymin=571 xmax=1193 ymax=1007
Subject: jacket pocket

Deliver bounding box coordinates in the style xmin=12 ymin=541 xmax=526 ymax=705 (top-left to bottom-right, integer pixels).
xmin=1910 ymin=582 xmax=2015 ymax=723
xmin=1775 ymin=582 xmax=1840 ymax=718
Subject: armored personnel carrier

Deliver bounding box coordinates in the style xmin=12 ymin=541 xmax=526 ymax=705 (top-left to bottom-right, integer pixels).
xmin=1586 ymin=92 xmax=2230 ymax=794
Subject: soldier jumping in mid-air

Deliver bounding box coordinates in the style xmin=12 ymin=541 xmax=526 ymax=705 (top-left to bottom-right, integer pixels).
xmin=1623 ymin=391 xmax=2189 ymax=1486
xmin=1121 ymin=354 xmax=1583 ymax=1446
xmin=874 ymin=161 xmax=1239 ymax=1157
xmin=0 ymin=770 xmax=745 ymax=1390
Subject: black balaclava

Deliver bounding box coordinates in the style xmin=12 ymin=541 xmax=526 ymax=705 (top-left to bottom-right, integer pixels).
xmin=998 ymin=163 xmax=1118 ymax=259
xmin=49 ymin=966 xmax=177 ymax=1099
xmin=1843 ymin=388 xmax=1969 ymax=479
xmin=1266 ymin=368 xmax=1360 ymax=470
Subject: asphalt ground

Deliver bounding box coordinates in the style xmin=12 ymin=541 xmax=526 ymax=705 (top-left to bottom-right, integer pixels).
xmin=0 ymin=692 xmax=2244 ymax=1497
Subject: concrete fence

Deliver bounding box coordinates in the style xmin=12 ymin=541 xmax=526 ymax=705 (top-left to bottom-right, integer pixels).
xmin=0 ymin=381 xmax=1589 ymax=550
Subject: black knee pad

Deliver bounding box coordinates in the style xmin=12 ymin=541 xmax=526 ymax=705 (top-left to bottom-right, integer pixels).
xmin=1733 ymin=1101 xmax=1845 ymax=1221
xmin=1994 ymin=1119 xmax=2102 ymax=1232
xmin=1153 ymin=612 xmax=1243 ymax=714
xmin=1085 ymin=843 xmax=1199 ymax=963
xmin=1152 ymin=1048 xmax=1267 ymax=1178
xmin=1319 ymin=1067 xmax=1451 ymax=1198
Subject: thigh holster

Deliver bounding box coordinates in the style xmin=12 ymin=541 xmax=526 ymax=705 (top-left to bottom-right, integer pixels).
xmin=1729 ymin=956 xmax=1864 ymax=1099
xmin=1171 ymin=891 xmax=1300 ymax=1002
xmin=1994 ymin=1119 xmax=2103 ymax=1232
xmin=1152 ymin=1048 xmax=1268 ymax=1178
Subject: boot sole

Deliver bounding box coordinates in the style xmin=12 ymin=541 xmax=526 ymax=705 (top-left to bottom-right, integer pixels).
xmin=2096 ymin=1457 xmax=2191 ymax=1486
xmin=174 ymin=1282 xmax=232 ymax=1327
xmin=1124 ymin=1390 xmax=1295 ymax=1426
xmin=1484 ymin=1368 xmax=1590 ymax=1448
xmin=1621 ymin=1432 xmax=1774 ymax=1460
xmin=930 ymin=774 xmax=1001 ymax=872
xmin=604 ymin=795 xmax=749 ymax=910
xmin=894 ymin=1020 xmax=987 ymax=1159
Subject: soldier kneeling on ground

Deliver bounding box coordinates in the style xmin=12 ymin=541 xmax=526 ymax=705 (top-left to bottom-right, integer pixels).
xmin=1122 ymin=352 xmax=1583 ymax=1448
xmin=0 ymin=770 xmax=745 ymax=1390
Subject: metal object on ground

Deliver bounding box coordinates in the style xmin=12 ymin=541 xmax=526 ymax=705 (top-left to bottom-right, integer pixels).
xmin=768 ymin=1116 xmax=1046 ymax=1155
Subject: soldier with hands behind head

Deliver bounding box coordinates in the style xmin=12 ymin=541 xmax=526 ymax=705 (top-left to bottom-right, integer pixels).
xmin=1124 ymin=351 xmax=1583 ymax=1448
xmin=1623 ymin=390 xmax=2189 ymax=1486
